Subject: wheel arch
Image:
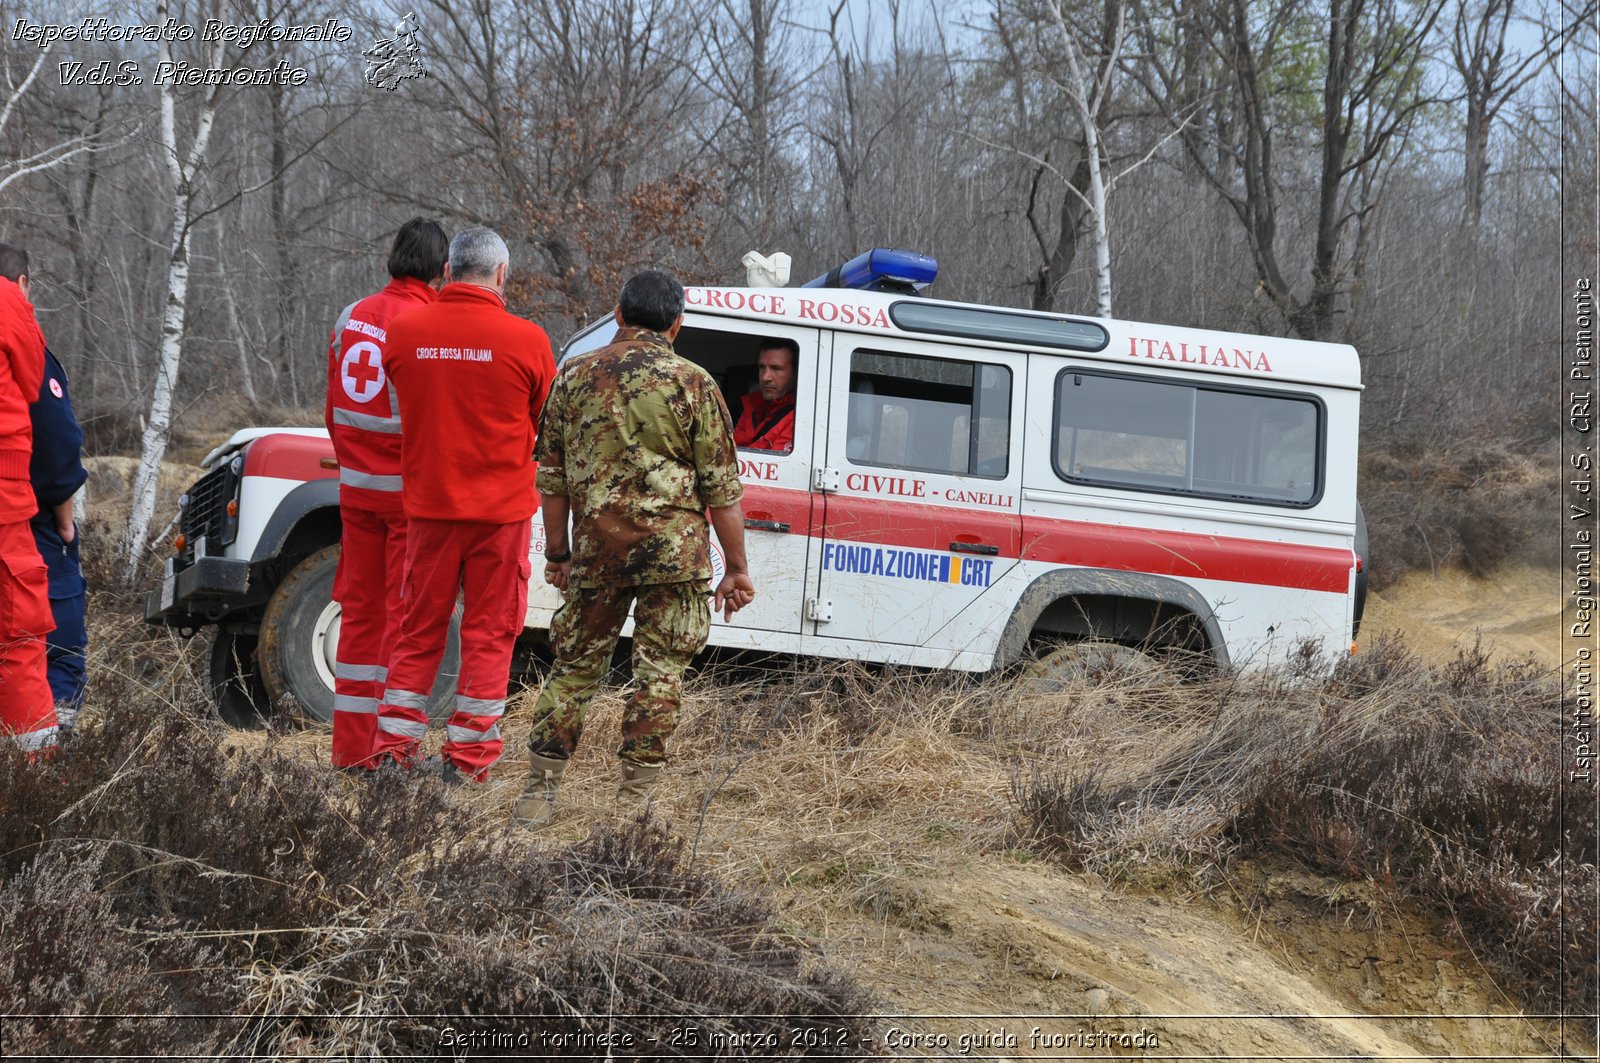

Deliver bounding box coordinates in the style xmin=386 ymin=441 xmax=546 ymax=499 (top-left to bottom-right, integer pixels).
xmin=250 ymin=478 xmax=342 ymax=570
xmin=992 ymin=567 xmax=1230 ymax=671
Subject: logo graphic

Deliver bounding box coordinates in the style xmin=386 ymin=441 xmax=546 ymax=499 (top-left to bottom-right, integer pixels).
xmin=821 ymin=541 xmax=995 ymax=588
xmin=340 ymin=341 xmax=385 ymax=403
xmin=48 ymin=378 xmax=62 ymax=399
xmin=363 ymin=11 xmax=428 ymax=91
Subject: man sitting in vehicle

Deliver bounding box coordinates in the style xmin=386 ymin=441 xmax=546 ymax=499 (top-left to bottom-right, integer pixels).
xmin=732 ymin=337 xmax=797 ymax=453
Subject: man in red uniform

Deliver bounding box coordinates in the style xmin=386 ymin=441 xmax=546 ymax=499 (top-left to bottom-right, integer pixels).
xmin=372 ymin=226 xmax=556 ymax=781
xmin=732 ymin=338 xmax=798 ymax=453
xmin=325 ymin=219 xmax=448 ymax=770
xmin=0 ymin=244 xmax=53 ymax=752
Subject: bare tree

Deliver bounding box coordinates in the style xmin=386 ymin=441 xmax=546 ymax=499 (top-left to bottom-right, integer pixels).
xmin=980 ymin=0 xmax=1100 ymax=311
xmin=1450 ymin=0 xmax=1594 ymax=227
xmin=0 ymin=4 xmax=121 ymax=195
xmin=407 ymin=0 xmax=711 ymax=325
xmin=696 ymin=0 xmax=806 ymax=251
xmin=119 ymin=0 xmax=228 ymax=583
xmin=1134 ymin=0 xmax=1447 ymax=340
xmin=1045 ymin=0 xmax=1127 ymax=317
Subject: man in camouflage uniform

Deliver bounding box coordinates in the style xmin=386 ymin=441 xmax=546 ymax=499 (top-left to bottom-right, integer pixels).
xmin=514 ymin=269 xmax=754 ymax=828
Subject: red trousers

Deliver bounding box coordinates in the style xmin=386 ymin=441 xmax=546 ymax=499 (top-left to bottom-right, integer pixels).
xmin=373 ymin=517 xmax=531 ymax=779
xmin=0 ymin=518 xmax=55 ymax=753
xmin=330 ymin=505 xmax=406 ymax=768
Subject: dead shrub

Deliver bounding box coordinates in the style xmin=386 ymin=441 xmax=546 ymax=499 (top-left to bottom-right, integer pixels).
xmin=1360 ymin=438 xmax=1555 ymax=589
xmin=1 ymin=602 xmax=882 ymax=1057
xmin=1009 ymin=639 xmax=1593 ymax=1012
xmin=1012 ymin=771 xmax=1141 ymax=872
xmin=0 ymin=845 xmax=242 ymax=1058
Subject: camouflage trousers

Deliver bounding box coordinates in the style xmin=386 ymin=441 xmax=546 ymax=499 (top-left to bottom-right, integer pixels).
xmin=527 ymin=581 xmax=710 ymax=766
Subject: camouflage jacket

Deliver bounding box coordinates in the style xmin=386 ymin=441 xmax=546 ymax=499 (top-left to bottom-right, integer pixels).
xmin=536 ymin=326 xmax=743 ymax=587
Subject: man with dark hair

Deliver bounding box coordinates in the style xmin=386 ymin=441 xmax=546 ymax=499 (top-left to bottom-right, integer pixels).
xmin=372 ymin=226 xmax=556 ymax=782
xmin=732 ymin=337 xmax=798 ymax=453
xmin=325 ymin=218 xmax=447 ymax=771
xmin=0 ymin=249 xmax=89 ymax=725
xmin=514 ymin=269 xmax=756 ymax=829
xmin=0 ymin=241 xmax=54 ymax=752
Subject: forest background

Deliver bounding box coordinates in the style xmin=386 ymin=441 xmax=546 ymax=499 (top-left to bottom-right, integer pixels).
xmin=0 ymin=0 xmax=1592 ymax=580
xmin=1 ymin=3 xmax=1596 ymax=1054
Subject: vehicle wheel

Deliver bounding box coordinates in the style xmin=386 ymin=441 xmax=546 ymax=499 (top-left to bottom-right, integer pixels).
xmin=208 ymin=627 xmax=273 ymax=729
xmin=1023 ymin=640 xmax=1163 ymax=693
xmin=257 ymin=545 xmax=462 ymax=724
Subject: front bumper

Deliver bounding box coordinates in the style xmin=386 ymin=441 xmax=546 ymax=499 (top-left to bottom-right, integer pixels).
xmin=144 ymin=556 xmax=251 ymax=627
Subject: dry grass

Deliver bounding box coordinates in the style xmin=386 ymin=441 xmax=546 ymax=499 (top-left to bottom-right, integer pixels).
xmin=1005 ymin=637 xmax=1591 ymax=1012
xmin=0 ymin=612 xmax=880 ymax=1058
xmin=3 ymin=595 xmax=1588 ymax=1053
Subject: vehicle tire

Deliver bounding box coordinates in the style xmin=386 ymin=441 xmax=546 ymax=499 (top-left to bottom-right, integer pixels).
xmin=1022 ymin=640 xmax=1163 ymax=693
xmin=208 ymin=627 xmax=273 ymax=729
xmin=256 ymin=545 xmax=462 ymax=724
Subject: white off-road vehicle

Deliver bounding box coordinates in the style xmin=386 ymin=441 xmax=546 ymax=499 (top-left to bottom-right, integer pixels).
xmin=146 ymin=249 xmax=1368 ymax=724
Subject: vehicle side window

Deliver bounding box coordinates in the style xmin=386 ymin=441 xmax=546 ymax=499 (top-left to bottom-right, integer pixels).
xmin=1054 ymin=369 xmax=1322 ymax=506
xmin=566 ymin=322 xmax=810 ymax=434
xmin=847 ymin=350 xmax=1011 ymax=478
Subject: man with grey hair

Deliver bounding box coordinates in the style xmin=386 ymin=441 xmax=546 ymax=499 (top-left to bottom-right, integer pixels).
xmin=372 ymin=226 xmax=557 ymax=782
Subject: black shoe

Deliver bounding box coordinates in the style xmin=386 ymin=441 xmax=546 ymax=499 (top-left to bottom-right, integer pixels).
xmin=422 ymin=755 xmax=463 ymax=787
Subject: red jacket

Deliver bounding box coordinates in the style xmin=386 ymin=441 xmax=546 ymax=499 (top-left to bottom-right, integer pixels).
xmin=325 ymin=277 xmax=438 ymax=513
xmin=385 ymin=284 xmax=555 ymax=523
xmin=733 ymin=391 xmax=796 ymax=453
xmin=0 ymin=279 xmax=45 ymax=522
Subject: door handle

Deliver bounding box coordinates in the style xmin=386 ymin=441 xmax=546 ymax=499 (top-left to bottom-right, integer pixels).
xmin=745 ymin=518 xmax=791 ymax=533
xmin=949 ymin=541 xmax=999 ymax=556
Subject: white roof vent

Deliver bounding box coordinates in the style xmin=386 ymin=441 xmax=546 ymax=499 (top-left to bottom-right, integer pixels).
xmin=741 ymin=251 xmax=791 ymax=288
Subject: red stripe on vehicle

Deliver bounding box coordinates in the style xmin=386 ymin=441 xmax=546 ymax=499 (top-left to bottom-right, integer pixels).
xmin=823 ymin=493 xmax=1020 ymax=554
xmin=242 ymin=433 xmax=338 ymax=482
xmin=739 ymin=482 xmax=820 ymax=536
xmin=810 ymin=488 xmax=1347 ymax=594
xmin=1021 ymin=519 xmax=1350 ymax=593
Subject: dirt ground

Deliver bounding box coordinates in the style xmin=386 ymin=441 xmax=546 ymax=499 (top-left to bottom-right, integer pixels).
xmin=108 ymin=454 xmax=1586 ymax=1062
xmin=768 ymin=560 xmax=1580 ymax=1056
xmin=441 ymin=555 xmax=1584 ymax=1063
xmin=1361 ymin=563 xmax=1571 ymax=670
xmin=751 ymin=564 xmax=1587 ymax=1060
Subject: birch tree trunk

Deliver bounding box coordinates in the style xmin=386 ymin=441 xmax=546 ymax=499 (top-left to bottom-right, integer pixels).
xmin=118 ymin=1 xmax=223 ymax=585
xmin=1051 ymin=0 xmax=1123 ymax=318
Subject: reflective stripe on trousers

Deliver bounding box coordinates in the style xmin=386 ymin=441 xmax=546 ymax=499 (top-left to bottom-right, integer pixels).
xmin=5 ymin=722 xmax=57 ymax=753
xmin=335 ymin=662 xmax=388 ymax=683
xmin=340 ymin=467 xmax=402 ymax=492
xmin=372 ymin=517 xmax=531 ymax=778
xmin=330 ymin=506 xmax=407 ymax=769
xmin=334 ymin=694 xmax=380 ymax=714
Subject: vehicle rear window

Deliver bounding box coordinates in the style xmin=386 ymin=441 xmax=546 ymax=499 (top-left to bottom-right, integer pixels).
xmin=1054 ymin=369 xmax=1322 ymax=506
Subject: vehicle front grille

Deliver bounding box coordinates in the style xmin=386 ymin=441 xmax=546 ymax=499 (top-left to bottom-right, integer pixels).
xmin=181 ymin=462 xmax=241 ymax=552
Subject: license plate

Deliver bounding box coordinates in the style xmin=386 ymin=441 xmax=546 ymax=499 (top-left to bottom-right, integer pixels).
xmin=159 ymin=573 xmax=177 ymax=614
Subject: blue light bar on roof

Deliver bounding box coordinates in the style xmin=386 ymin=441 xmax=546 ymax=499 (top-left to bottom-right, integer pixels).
xmin=802 ymin=248 xmax=938 ymax=294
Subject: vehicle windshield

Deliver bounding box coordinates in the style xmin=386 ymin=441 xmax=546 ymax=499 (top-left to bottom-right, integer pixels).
xmin=559 ymin=318 xmax=615 ymax=365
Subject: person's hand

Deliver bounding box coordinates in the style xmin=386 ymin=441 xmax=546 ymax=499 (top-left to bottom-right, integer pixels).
xmin=53 ymin=500 xmax=75 ymax=544
xmin=712 ymin=570 xmax=755 ymax=622
xmin=544 ymin=559 xmax=572 ymax=591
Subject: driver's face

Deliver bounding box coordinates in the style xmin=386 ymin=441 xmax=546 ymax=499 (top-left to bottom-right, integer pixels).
xmin=757 ymin=347 xmax=795 ymax=402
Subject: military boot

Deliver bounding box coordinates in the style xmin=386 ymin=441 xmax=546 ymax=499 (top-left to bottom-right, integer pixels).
xmin=512 ymin=753 xmax=568 ymax=829
xmin=617 ymin=759 xmax=663 ymax=809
